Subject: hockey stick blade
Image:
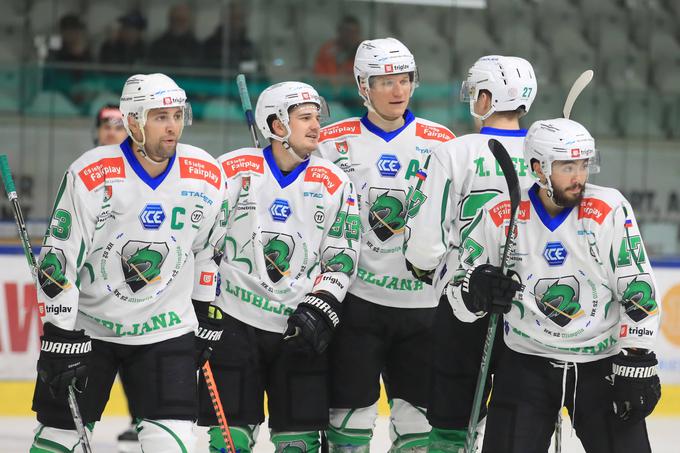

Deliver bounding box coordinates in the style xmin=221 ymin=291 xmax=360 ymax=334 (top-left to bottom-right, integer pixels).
xmin=562 ymin=70 xmax=593 ymax=120
xmin=463 ymin=139 xmax=522 ymax=453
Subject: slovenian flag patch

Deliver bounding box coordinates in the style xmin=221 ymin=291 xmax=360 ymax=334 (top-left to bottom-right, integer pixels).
xmin=416 ymin=169 xmax=427 ymax=181
xmin=347 ymin=197 xmax=356 ymax=206
xmin=624 ymin=219 xmax=633 ymax=228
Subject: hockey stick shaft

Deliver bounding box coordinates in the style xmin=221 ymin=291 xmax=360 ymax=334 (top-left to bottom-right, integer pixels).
xmin=202 ymin=361 xmax=236 ymax=453
xmin=237 ymin=74 xmax=261 ymax=148
xmin=563 ymin=70 xmax=593 ymax=119
xmin=0 ymin=155 xmax=92 ymax=453
xmin=464 ymin=140 xmax=521 ymax=453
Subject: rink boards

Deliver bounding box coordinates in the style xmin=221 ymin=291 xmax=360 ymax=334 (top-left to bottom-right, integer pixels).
xmin=1 ymin=253 xmax=679 ymax=415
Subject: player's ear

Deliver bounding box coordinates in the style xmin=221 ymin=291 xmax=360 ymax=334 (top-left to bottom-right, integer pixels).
xmin=271 ymin=118 xmax=286 ymax=138
xmin=127 ymin=115 xmax=141 ymax=140
xmin=531 ymin=158 xmax=546 ymax=183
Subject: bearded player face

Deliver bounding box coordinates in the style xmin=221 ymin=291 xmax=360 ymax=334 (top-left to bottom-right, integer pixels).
xmin=549 ymin=159 xmax=589 ymax=207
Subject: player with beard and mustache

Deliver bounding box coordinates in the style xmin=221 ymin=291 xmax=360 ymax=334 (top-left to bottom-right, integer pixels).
xmin=445 ymin=117 xmax=661 ymax=453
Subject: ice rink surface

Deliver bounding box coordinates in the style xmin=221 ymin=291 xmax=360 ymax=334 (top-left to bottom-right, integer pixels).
xmin=2 ymin=415 xmax=678 ymax=452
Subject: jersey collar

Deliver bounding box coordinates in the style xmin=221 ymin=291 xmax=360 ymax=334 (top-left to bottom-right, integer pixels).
xmin=120 ymin=139 xmax=176 ymax=190
xmin=263 ymin=145 xmax=310 ymax=189
xmin=479 ymin=127 xmax=527 ymax=137
xmin=360 ymin=109 xmax=415 ymax=143
xmin=528 ymin=183 xmax=574 ymax=232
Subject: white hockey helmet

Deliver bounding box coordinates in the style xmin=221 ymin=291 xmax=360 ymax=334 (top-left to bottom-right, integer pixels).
xmin=255 ymin=81 xmax=329 ymax=160
xmin=119 ymin=73 xmax=192 ymax=145
xmin=353 ymin=37 xmax=419 ymax=107
xmin=461 ymin=55 xmax=537 ymax=121
xmin=524 ymin=118 xmax=600 ymax=194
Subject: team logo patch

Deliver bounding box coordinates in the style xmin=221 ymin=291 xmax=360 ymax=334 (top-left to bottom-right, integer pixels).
xmin=139 ymin=204 xmax=166 ymax=229
xmin=262 ymin=232 xmax=295 ymax=283
xmin=321 ymin=247 xmax=357 ymax=276
xmin=103 ymin=185 xmax=113 ymax=202
xmin=78 ymin=157 xmax=126 ymax=191
xmin=38 ymin=247 xmax=71 ymax=299
xmin=120 ymin=241 xmax=169 ymax=293
xmin=368 ymin=188 xmax=407 ymax=242
xmin=241 ymin=176 xmax=251 ymax=191
xmin=543 ymin=241 xmax=568 ymax=266
xmin=617 ymin=274 xmax=658 ymax=322
xmin=376 ymin=154 xmax=401 ymax=177
xmin=270 ymin=198 xmax=292 ymax=222
xmin=335 ymin=141 xmax=349 ymax=155
xmin=199 ymin=271 xmax=214 ymax=286
xmin=534 ymin=276 xmax=583 ymax=327
xmin=179 ymin=157 xmax=221 ymax=189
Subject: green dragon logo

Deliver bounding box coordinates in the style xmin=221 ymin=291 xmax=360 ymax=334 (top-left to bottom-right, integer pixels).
xmin=38 ymin=247 xmax=70 ymax=298
xmin=121 ymin=241 xmax=169 ymax=293
xmin=621 ymin=276 xmax=658 ymax=322
xmin=263 ymin=233 xmax=294 ymax=283
xmin=369 ymin=190 xmax=407 ymax=242
xmin=535 ymin=277 xmax=584 ymax=327
xmin=324 ymin=250 xmax=355 ymax=275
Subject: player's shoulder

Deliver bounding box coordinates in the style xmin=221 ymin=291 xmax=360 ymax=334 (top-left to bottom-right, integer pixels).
xmin=69 ymin=145 xmax=127 ymax=191
xmin=319 ymin=117 xmax=363 ymax=143
xmin=176 ymin=143 xmax=219 ymax=164
xmin=217 ymin=147 xmax=265 ymax=178
xmin=412 ymin=117 xmax=456 ymax=143
xmin=70 ymin=144 xmax=123 ymax=170
xmin=484 ymin=188 xmax=532 ymax=227
xmin=304 ymin=155 xmax=351 ymax=195
xmin=578 ymin=184 xmax=627 ymax=224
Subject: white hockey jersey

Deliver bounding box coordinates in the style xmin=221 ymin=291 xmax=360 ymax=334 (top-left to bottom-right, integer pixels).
xmin=214 ymin=146 xmax=360 ymax=333
xmin=405 ymin=127 xmax=533 ymax=298
xmin=448 ymin=183 xmax=661 ymax=362
xmin=316 ymin=111 xmax=454 ymax=308
xmin=37 ymin=139 xmax=226 ymax=345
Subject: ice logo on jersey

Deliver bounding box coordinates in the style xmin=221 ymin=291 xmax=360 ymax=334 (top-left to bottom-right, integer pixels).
xmin=38 ymin=247 xmax=71 ymax=299
xmin=617 ymin=274 xmax=658 ymax=322
xmin=139 ymin=204 xmax=166 ymax=229
xmin=120 ymin=241 xmax=169 ymax=293
xmin=534 ymin=276 xmax=583 ymax=327
xmin=270 ymin=198 xmax=292 ymax=222
xmin=543 ymin=241 xmax=568 ymax=266
xmin=376 ymin=154 xmax=401 ymax=177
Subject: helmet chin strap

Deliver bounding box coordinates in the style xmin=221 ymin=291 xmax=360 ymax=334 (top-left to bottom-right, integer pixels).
xmin=282 ymin=139 xmax=310 ymax=163
xmin=538 ymin=174 xmax=565 ymax=208
xmin=130 ymin=122 xmax=183 ymax=166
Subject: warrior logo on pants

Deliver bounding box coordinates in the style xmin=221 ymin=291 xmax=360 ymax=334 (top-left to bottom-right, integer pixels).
xmin=38 ymin=247 xmax=70 ymax=298
xmin=120 ymin=241 xmax=169 ymax=293
xmin=262 ymin=231 xmax=295 ymax=283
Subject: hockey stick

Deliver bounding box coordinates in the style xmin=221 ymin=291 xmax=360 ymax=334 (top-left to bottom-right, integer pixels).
xmin=201 ymin=361 xmax=236 ymax=453
xmin=237 ymin=73 xmax=261 ymax=148
xmin=563 ymin=70 xmax=593 ymax=120
xmin=0 ymin=155 xmax=93 ymax=453
xmin=463 ymin=140 xmax=521 ymax=453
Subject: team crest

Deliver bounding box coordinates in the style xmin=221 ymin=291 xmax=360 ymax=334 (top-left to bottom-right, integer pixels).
xmin=321 ymin=247 xmax=357 ymax=276
xmin=241 ymin=176 xmax=250 ymax=192
xmin=534 ymin=276 xmax=583 ymax=327
xmin=262 ymin=232 xmax=295 ymax=284
xmin=120 ymin=241 xmax=169 ymax=293
xmin=38 ymin=247 xmax=71 ymax=299
xmin=103 ymin=185 xmax=112 ymax=202
xmin=335 ymin=141 xmax=349 ymax=155
xmin=617 ymin=274 xmax=658 ymax=322
xmin=368 ymin=187 xmax=408 ymax=242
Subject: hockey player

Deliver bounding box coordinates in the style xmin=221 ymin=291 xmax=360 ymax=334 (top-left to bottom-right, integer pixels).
xmin=447 ymin=118 xmax=661 ymax=452
xmin=316 ymin=38 xmax=455 ymax=452
xmin=30 ymin=73 xmax=226 ymax=453
xmin=94 ymin=104 xmax=127 ymax=146
xmin=403 ymin=55 xmax=537 ymax=451
xmin=197 ymin=81 xmax=360 ymax=453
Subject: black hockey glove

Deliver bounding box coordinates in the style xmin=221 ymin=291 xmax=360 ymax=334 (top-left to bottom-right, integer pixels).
xmin=283 ymin=292 xmax=341 ymax=355
xmin=37 ymin=322 xmax=91 ymax=398
xmin=461 ymin=264 xmax=522 ymax=315
xmin=405 ymin=259 xmax=434 ymax=285
xmin=611 ymin=349 xmax=661 ymax=423
xmin=193 ymin=300 xmax=225 ymax=368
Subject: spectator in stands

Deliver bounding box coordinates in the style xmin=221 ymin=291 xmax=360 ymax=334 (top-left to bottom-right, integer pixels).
xmin=94 ymin=104 xmax=127 ymax=146
xmin=99 ymin=11 xmax=147 ymax=66
xmin=202 ymin=0 xmax=259 ymax=72
xmin=313 ymin=15 xmax=362 ymax=78
xmin=147 ymin=3 xmax=201 ymax=67
xmin=48 ymin=14 xmax=92 ymax=64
